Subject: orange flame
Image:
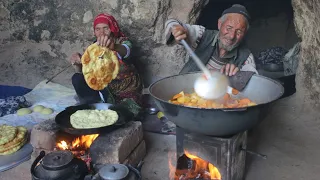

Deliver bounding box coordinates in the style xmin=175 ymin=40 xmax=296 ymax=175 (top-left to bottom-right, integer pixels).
xmin=208 ymin=164 xmax=221 ymax=180
xmin=56 ymin=134 xmax=99 ymax=151
xmin=57 ymin=140 xmax=69 ymax=150
xmin=169 ymin=150 xmax=221 ymax=180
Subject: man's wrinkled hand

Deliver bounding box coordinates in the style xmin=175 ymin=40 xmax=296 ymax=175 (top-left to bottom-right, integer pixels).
xmin=70 ymin=53 xmax=81 ymax=65
xmin=97 ymin=35 xmax=115 ymax=50
xmin=171 ymin=24 xmax=187 ymax=42
xmin=220 ymin=63 xmax=239 ymax=76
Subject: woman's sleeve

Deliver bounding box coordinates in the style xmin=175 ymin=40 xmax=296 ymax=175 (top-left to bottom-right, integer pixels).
xmin=121 ymin=40 xmax=132 ymax=59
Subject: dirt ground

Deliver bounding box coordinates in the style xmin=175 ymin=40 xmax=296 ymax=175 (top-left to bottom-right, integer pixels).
xmin=1 ymin=95 xmax=320 ymax=180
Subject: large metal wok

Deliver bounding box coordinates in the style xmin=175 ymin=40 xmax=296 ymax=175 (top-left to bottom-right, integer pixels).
xmin=149 ymin=72 xmax=284 ymax=136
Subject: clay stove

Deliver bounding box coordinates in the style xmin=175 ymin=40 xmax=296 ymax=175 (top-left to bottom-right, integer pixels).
xmin=174 ymin=126 xmax=247 ymax=180
xmin=30 ymin=119 xmax=146 ymax=168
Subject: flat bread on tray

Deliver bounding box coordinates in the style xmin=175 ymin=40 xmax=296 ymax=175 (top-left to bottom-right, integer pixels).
xmin=0 ymin=125 xmax=28 ymax=155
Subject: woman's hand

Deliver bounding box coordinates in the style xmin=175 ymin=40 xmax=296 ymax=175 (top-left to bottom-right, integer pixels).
xmin=69 ymin=53 xmax=82 ymax=65
xmin=97 ymin=35 xmax=115 ymax=50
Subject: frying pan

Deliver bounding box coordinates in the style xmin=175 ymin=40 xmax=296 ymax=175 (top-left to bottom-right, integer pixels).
xmin=55 ymin=103 xmax=134 ymax=135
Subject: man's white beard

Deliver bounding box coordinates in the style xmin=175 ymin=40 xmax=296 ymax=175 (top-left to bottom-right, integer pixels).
xmin=218 ymin=35 xmax=241 ymax=52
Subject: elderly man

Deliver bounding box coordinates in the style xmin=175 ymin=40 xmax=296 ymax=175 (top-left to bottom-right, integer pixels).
xmin=165 ymin=4 xmax=257 ymax=76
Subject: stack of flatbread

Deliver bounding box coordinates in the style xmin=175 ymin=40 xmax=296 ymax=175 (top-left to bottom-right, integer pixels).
xmin=81 ymin=43 xmax=120 ymax=90
xmin=0 ymin=125 xmax=28 ymax=155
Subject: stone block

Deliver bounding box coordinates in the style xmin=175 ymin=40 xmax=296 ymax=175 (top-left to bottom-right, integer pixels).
xmin=30 ymin=119 xmax=60 ymax=150
xmin=123 ymin=140 xmax=146 ymax=167
xmin=90 ymin=121 xmax=143 ymax=165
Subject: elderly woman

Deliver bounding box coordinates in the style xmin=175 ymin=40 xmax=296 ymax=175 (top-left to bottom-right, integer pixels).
xmin=69 ymin=13 xmax=142 ymax=116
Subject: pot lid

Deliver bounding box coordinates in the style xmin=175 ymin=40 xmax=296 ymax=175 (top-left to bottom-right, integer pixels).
xmin=98 ymin=164 xmax=129 ymax=180
xmin=42 ymin=150 xmax=73 ymax=170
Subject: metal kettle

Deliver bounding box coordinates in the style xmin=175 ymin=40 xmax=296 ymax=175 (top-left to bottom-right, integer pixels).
xmin=30 ymin=150 xmax=89 ymax=180
xmin=85 ymin=163 xmax=142 ymax=180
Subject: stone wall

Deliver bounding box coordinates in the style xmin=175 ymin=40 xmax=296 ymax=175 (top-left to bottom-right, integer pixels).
xmin=292 ymin=0 xmax=320 ymax=107
xmin=0 ymin=0 xmax=206 ymax=88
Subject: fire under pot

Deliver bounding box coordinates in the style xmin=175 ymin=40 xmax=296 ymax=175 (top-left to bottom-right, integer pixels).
xmin=174 ymin=126 xmax=248 ymax=180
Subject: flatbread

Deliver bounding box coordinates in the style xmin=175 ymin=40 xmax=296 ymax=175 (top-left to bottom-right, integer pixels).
xmin=81 ymin=43 xmax=120 ymax=90
xmin=70 ymin=109 xmax=119 ymax=129
xmin=0 ymin=138 xmax=27 ymax=155
xmin=0 ymin=125 xmax=17 ymax=145
xmin=0 ymin=126 xmax=27 ymax=152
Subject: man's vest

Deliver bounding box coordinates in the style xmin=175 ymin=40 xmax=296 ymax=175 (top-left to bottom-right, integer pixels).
xmin=179 ymin=30 xmax=251 ymax=74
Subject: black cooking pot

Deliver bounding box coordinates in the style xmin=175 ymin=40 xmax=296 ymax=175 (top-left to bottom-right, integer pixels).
xmin=148 ymin=72 xmax=284 ymax=136
xmin=31 ymin=151 xmax=89 ymax=180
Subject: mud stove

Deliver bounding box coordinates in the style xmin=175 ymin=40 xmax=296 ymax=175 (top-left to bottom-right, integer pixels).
xmin=30 ymin=119 xmax=146 ymax=180
xmin=175 ymin=126 xmax=253 ymax=180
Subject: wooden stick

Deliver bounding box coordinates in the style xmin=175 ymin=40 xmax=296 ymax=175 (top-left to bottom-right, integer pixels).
xmin=46 ymin=64 xmax=73 ymax=84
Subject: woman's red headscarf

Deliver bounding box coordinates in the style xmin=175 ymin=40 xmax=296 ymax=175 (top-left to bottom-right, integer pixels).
xmin=93 ymin=13 xmax=126 ymax=38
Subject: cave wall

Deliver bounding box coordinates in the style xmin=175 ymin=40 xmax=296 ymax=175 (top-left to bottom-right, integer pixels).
xmin=292 ymin=0 xmax=320 ymax=107
xmin=0 ymin=0 xmax=206 ymax=88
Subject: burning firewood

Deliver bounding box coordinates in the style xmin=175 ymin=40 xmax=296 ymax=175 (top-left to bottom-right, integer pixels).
xmin=55 ymin=134 xmax=99 ymax=171
xmin=173 ymin=152 xmax=221 ymax=180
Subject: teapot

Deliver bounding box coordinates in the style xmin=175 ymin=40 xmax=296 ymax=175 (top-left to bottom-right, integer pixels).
xmin=31 ymin=150 xmax=89 ymax=180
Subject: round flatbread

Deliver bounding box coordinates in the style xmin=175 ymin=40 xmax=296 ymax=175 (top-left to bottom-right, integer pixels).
xmin=81 ymin=43 xmax=120 ymax=90
xmin=0 ymin=125 xmax=17 ymax=145
xmin=70 ymin=109 xmax=119 ymax=129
